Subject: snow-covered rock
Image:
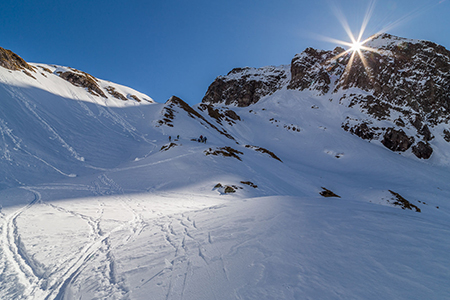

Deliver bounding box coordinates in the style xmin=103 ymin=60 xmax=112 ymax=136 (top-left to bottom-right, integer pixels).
xmin=202 ymin=33 xmax=450 ymax=159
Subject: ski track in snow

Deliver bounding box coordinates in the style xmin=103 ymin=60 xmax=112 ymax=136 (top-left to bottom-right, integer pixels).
xmin=0 ymin=178 xmax=152 ymax=300
xmin=0 ymin=117 xmax=76 ymax=177
xmin=6 ymin=86 xmax=85 ymax=162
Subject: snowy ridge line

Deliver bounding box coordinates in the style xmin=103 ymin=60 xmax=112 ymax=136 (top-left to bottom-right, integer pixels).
xmin=6 ymin=86 xmax=85 ymax=162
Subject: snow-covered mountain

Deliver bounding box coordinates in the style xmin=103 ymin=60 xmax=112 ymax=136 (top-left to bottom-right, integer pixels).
xmin=1 ymin=35 xmax=450 ymax=300
xmin=203 ymin=33 xmax=450 ymax=160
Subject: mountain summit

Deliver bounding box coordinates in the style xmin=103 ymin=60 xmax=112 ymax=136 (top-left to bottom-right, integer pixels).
xmin=202 ymin=33 xmax=450 ymax=159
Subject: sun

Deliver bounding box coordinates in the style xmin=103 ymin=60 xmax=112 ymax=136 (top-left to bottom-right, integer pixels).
xmin=350 ymin=40 xmax=364 ymax=52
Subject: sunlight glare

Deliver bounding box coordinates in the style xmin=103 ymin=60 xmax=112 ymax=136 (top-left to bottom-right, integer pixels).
xmin=350 ymin=40 xmax=363 ymax=52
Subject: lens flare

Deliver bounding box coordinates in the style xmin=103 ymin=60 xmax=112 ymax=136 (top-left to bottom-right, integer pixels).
xmin=315 ymin=0 xmax=445 ymax=84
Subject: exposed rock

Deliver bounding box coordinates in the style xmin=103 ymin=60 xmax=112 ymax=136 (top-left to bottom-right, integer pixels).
xmin=156 ymin=102 xmax=175 ymax=127
xmin=240 ymin=181 xmax=258 ymax=188
xmin=443 ymin=129 xmax=450 ymax=142
xmin=224 ymin=109 xmax=241 ymax=121
xmin=338 ymin=34 xmax=450 ymax=126
xmin=105 ymin=86 xmax=127 ymax=101
xmin=381 ymin=128 xmax=414 ymax=152
xmin=160 ymin=143 xmax=178 ymax=151
xmin=224 ymin=186 xmax=236 ymax=193
xmin=394 ymin=117 xmax=406 ymax=127
xmin=0 ymin=47 xmax=36 ymax=72
xmin=58 ymin=70 xmax=107 ymax=98
xmin=205 ymin=147 xmax=243 ymax=161
xmin=22 ymin=70 xmax=36 ymax=79
xmin=38 ymin=65 xmax=53 ymax=73
xmin=419 ymin=124 xmax=434 ymax=141
xmin=342 ymin=121 xmax=376 ymax=140
xmin=202 ymin=66 xmax=289 ymax=107
xmin=320 ymin=187 xmax=341 ymax=198
xmin=198 ymin=104 xmax=241 ymax=126
xmin=412 ymin=141 xmax=433 ymax=159
xmin=288 ymin=47 xmax=343 ymax=94
xmin=129 ymin=95 xmax=142 ymax=102
xmin=159 ymin=96 xmax=236 ymax=140
xmin=245 ymin=145 xmax=282 ymax=162
xmin=388 ymin=190 xmax=421 ymax=212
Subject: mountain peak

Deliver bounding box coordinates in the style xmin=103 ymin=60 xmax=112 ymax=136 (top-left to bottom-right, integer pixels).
xmin=201 ymin=34 xmax=450 ymax=160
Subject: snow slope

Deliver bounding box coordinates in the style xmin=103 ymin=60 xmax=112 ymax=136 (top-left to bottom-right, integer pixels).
xmin=1 ymin=54 xmax=450 ymax=299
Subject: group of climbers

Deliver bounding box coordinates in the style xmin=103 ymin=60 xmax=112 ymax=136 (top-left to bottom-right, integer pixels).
xmin=167 ymin=134 xmax=207 ymax=143
xmin=198 ymin=135 xmax=207 ymax=143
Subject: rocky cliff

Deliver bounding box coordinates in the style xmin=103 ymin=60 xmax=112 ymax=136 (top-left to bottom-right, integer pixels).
xmin=202 ymin=33 xmax=450 ymax=159
xmin=202 ymin=65 xmax=290 ymax=107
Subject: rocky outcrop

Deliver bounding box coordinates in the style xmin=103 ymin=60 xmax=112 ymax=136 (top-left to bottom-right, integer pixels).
xmin=342 ymin=121 xmax=377 ymax=141
xmin=202 ymin=66 xmax=289 ymax=107
xmin=157 ymin=96 xmax=236 ymax=141
xmin=105 ymin=86 xmax=127 ymax=101
xmin=388 ymin=190 xmax=421 ymax=212
xmin=336 ymin=34 xmax=450 ymax=124
xmin=288 ymin=47 xmax=344 ymax=94
xmin=57 ymin=69 xmax=107 ymax=98
xmin=198 ymin=103 xmax=241 ymax=126
xmin=412 ymin=141 xmax=433 ymax=159
xmin=0 ymin=47 xmax=36 ymax=73
xmin=381 ymin=128 xmax=414 ymax=152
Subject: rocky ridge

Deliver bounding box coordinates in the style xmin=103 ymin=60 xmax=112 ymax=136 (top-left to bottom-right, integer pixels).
xmin=0 ymin=46 xmax=37 ymax=78
xmin=202 ymin=65 xmax=290 ymax=107
xmin=202 ymin=33 xmax=450 ymax=159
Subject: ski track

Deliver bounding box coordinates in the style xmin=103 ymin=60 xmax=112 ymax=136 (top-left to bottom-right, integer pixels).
xmin=0 ymin=187 xmax=48 ymax=299
xmin=46 ymin=174 xmax=141 ymax=299
xmin=0 ymin=100 xmax=77 ymax=178
xmin=0 ymin=177 xmax=150 ymax=300
xmin=3 ymin=179 xmax=254 ymax=299
xmin=144 ymin=208 xmax=230 ymax=300
xmin=7 ymin=86 xmax=84 ymax=162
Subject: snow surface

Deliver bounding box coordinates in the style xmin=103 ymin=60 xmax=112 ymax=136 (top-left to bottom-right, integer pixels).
xmin=1 ymin=64 xmax=450 ymax=299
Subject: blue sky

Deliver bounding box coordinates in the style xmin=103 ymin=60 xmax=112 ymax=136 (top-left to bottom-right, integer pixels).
xmin=1 ymin=0 xmax=449 ymax=105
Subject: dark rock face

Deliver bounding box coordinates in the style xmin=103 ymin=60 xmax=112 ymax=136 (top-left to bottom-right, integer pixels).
xmin=443 ymin=129 xmax=450 ymax=142
xmin=0 ymin=47 xmax=36 ymax=72
xmin=342 ymin=121 xmax=376 ymax=140
xmin=288 ymin=47 xmax=344 ymax=94
xmin=381 ymin=128 xmax=414 ymax=152
xmin=412 ymin=141 xmax=433 ymax=159
xmin=58 ymin=70 xmax=107 ymax=98
xmin=198 ymin=103 xmax=241 ymax=126
xmin=336 ymin=34 xmax=450 ymax=126
xmin=388 ymin=190 xmax=421 ymax=212
xmin=202 ymin=66 xmax=289 ymax=107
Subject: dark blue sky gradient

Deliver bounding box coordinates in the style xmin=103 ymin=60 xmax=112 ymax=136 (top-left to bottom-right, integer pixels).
xmin=1 ymin=0 xmax=449 ymax=104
